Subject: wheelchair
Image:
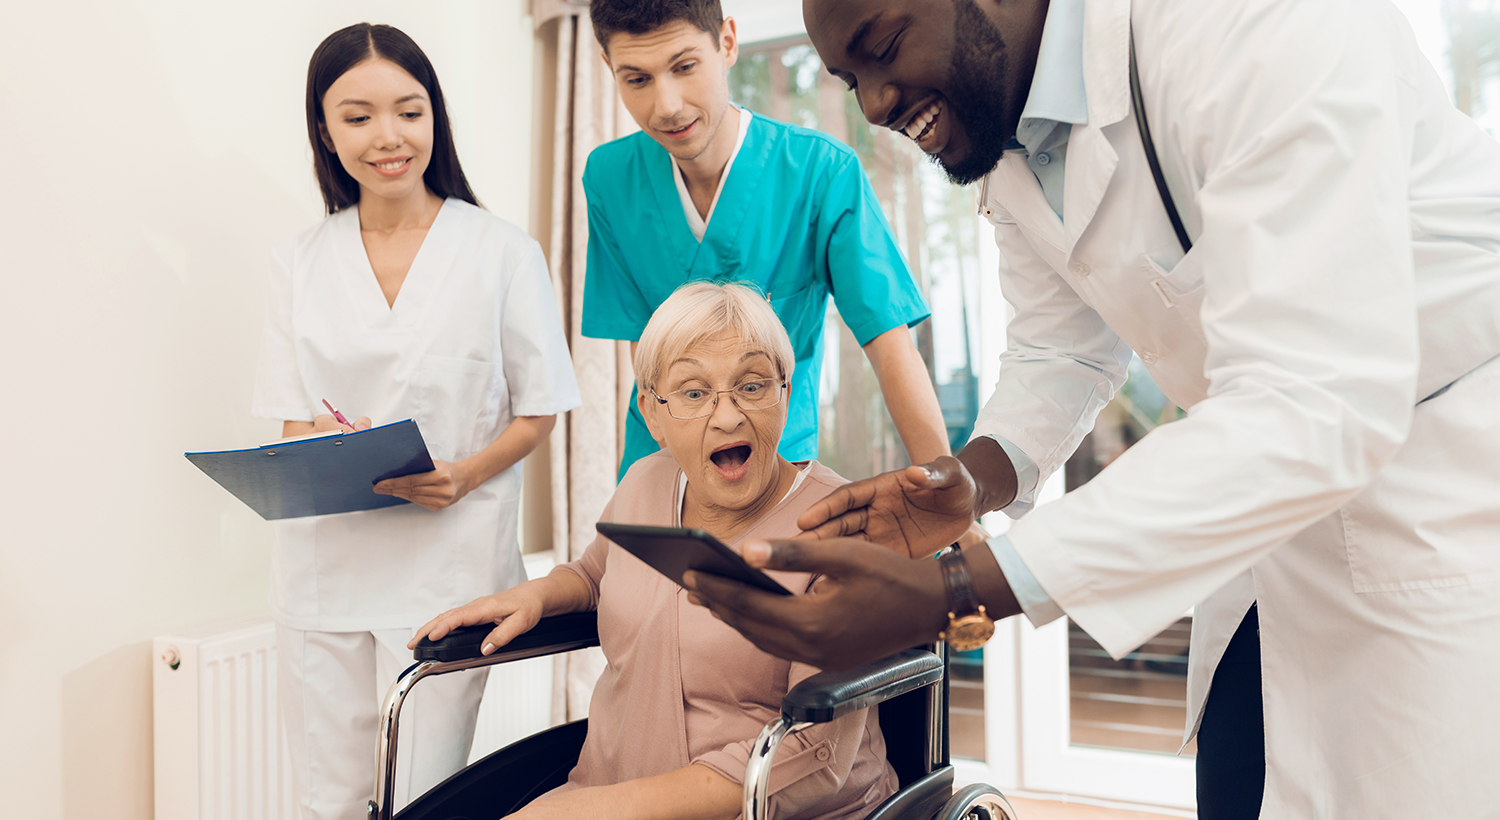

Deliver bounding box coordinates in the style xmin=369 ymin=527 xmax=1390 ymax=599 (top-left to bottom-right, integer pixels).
xmin=368 ymin=612 xmax=1018 ymax=820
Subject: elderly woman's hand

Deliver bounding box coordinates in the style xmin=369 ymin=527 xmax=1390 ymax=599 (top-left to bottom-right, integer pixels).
xmin=408 ymin=585 xmax=546 ymax=655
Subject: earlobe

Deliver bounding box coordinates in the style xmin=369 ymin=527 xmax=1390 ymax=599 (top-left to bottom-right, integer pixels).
xmin=639 ymin=391 xmax=667 ymax=446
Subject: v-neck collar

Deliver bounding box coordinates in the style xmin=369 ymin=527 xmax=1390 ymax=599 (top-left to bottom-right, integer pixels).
xmin=670 ymin=106 xmax=754 ymax=241
xmin=644 ymin=114 xmax=778 ymax=280
xmin=343 ymin=198 xmax=454 ymax=325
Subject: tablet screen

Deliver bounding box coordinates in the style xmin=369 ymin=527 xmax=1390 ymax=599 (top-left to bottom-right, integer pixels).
xmin=595 ymin=522 xmax=793 ymax=596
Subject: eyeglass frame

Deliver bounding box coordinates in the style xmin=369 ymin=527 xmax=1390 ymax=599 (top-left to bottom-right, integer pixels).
xmin=647 ymin=378 xmax=788 ymax=420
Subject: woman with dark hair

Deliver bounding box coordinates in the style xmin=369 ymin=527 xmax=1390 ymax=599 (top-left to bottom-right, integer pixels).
xmin=250 ymin=23 xmax=580 ymax=818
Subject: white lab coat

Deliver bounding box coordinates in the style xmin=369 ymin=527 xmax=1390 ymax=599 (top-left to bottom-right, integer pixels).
xmin=972 ymin=0 xmax=1500 ymax=815
xmin=252 ymin=198 xmax=582 ymax=631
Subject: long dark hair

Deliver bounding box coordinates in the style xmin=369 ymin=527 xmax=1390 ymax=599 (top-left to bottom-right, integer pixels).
xmin=305 ymin=23 xmax=479 ymax=214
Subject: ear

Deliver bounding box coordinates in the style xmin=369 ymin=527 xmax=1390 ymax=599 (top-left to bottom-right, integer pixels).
xmin=318 ymin=122 xmax=336 ymax=153
xmin=638 ymin=389 xmax=668 ymax=447
xmin=720 ymin=17 xmax=740 ymax=69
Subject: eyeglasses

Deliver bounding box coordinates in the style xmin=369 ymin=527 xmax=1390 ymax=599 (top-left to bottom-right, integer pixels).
xmin=649 ymin=378 xmax=786 ymax=420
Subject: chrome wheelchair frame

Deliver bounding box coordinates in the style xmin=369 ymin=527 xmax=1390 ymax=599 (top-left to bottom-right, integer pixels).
xmin=369 ymin=612 xmax=1017 ymax=820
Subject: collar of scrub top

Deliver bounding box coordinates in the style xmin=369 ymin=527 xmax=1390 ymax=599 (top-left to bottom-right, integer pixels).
xmin=993 ymin=0 xmax=1089 ymax=219
xmin=671 ymin=103 xmax=754 ymax=243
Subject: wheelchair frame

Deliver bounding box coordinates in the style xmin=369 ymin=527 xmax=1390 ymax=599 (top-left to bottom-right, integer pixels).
xmin=369 ymin=612 xmax=1017 ymax=820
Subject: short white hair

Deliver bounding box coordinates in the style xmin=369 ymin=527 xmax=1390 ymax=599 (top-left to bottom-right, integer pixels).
xmin=635 ymin=281 xmax=795 ymax=393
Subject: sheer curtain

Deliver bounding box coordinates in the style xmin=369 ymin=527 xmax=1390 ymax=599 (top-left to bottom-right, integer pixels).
xmin=532 ymin=0 xmax=636 ymax=722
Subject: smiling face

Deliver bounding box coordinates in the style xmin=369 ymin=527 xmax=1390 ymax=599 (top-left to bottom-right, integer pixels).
xmin=805 ymin=0 xmax=1047 ymax=184
xmin=604 ymin=19 xmax=740 ymax=164
xmin=641 ymin=329 xmax=792 ymax=518
xmin=320 ymin=58 xmax=435 ymax=204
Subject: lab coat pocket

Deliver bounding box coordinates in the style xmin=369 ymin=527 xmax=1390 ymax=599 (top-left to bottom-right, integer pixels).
xmin=1141 ymin=253 xmax=1207 ymax=343
xmin=413 ymin=355 xmax=501 ymax=462
xmin=1339 ymin=355 xmax=1500 ymax=593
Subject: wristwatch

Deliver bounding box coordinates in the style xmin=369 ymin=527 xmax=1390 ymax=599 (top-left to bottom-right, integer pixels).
xmin=937 ymin=545 xmax=996 ymax=651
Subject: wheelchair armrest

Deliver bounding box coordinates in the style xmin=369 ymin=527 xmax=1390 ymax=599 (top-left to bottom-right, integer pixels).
xmin=413 ymin=611 xmax=600 ymax=663
xmin=781 ymin=648 xmax=944 ymax=724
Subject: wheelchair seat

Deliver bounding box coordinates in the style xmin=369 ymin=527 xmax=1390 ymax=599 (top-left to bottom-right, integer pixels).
xmin=373 ymin=613 xmax=1017 ymax=820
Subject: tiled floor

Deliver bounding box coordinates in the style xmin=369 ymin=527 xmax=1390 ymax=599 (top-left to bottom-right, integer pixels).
xmin=1005 ymin=795 xmax=1191 ymax=820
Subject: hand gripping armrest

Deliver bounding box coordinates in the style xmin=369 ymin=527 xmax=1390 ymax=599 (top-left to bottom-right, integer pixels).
xmin=374 ymin=612 xmax=601 ymax=820
xmin=412 ymin=611 xmax=600 ymax=664
xmin=780 ymin=649 xmax=944 ymax=724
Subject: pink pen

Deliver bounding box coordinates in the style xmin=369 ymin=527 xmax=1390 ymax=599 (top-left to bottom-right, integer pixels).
xmin=321 ymin=398 xmax=354 ymax=429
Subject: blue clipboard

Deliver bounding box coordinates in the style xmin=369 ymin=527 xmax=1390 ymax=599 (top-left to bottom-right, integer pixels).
xmin=185 ymin=419 xmax=436 ymax=520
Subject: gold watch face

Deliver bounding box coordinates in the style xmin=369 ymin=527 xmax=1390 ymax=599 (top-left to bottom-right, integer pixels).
xmin=942 ymin=612 xmax=996 ymax=651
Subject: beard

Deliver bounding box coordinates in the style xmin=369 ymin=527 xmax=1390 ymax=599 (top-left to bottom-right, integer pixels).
xmin=934 ymin=0 xmax=1017 ymax=185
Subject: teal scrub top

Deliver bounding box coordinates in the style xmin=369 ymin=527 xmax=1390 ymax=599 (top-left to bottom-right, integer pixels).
xmin=581 ymin=111 xmax=930 ymax=479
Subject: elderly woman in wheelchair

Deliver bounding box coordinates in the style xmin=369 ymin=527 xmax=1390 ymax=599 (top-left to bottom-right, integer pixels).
xmin=411 ymin=281 xmax=899 ymax=820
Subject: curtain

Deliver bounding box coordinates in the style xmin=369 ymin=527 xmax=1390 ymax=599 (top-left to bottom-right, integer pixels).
xmin=532 ymin=0 xmax=638 ymax=723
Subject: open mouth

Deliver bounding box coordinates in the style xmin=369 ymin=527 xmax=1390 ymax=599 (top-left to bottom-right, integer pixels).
xmin=900 ymin=100 xmax=943 ymax=149
xmin=709 ymin=443 xmax=753 ymax=479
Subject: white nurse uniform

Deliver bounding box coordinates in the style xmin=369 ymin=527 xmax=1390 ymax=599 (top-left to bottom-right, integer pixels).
xmin=251 ymin=198 xmax=581 ymax=818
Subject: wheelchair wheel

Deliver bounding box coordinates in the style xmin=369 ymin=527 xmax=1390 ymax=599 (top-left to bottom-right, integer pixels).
xmin=933 ymin=783 xmax=1018 ymax=820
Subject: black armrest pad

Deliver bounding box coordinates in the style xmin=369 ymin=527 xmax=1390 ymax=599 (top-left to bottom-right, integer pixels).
xmin=781 ymin=649 xmax=944 ymax=723
xmin=413 ymin=612 xmax=600 ymax=662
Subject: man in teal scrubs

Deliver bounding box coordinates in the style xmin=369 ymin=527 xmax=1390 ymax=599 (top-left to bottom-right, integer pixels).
xmin=582 ymin=0 xmax=952 ymax=479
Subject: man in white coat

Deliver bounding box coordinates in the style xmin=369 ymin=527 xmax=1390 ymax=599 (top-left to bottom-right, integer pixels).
xmin=682 ymin=0 xmax=1500 ymax=816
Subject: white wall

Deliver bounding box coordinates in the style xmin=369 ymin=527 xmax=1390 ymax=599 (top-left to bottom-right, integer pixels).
xmin=722 ymin=0 xmax=806 ymax=43
xmin=0 ymin=3 xmax=535 ymax=818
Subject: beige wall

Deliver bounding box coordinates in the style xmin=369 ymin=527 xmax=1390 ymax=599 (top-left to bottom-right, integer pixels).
xmin=0 ymin=2 xmax=535 ymax=817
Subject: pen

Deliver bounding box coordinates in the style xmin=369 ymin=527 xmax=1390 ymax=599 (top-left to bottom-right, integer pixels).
xmin=321 ymin=398 xmax=354 ymax=429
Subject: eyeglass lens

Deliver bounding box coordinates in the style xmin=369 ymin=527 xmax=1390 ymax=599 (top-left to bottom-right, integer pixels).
xmin=664 ymin=379 xmax=782 ymax=419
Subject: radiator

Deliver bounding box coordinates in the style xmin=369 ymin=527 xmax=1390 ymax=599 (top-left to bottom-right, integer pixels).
xmin=153 ymin=617 xmax=294 ymax=820
xmin=153 ymin=554 xmax=559 ymax=818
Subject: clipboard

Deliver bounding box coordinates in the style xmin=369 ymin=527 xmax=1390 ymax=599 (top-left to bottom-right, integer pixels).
xmin=185 ymin=419 xmax=436 ymax=520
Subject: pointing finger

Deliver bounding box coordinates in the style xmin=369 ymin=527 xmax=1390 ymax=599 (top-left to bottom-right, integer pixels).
xmin=798 ymin=507 xmax=870 ymax=541
xmin=796 ymin=479 xmax=880 ymax=532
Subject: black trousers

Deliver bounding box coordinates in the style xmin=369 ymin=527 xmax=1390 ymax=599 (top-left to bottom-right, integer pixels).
xmin=1195 ymin=604 xmax=1266 ymax=819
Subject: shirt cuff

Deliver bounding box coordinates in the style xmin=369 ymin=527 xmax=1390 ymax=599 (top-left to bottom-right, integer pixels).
xmin=982 ymin=434 xmax=1040 ymax=516
xmin=987 ymin=534 xmax=1065 ymax=628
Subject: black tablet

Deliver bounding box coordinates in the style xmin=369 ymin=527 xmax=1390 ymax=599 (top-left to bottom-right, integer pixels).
xmin=594 ymin=522 xmax=793 ymax=596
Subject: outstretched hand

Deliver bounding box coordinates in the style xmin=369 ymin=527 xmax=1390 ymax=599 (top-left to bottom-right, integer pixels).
xmin=683 ymin=538 xmax=951 ymax=670
xmin=796 ymin=457 xmax=979 ymax=558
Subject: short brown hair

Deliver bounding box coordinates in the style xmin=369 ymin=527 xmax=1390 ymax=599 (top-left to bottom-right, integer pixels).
xmin=590 ymin=0 xmax=724 ymax=53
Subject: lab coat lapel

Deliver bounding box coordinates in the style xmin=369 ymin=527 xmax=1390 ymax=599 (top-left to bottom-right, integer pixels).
xmin=645 ymin=146 xmax=707 ymax=274
xmin=692 ymin=114 xmax=775 ymax=280
xmin=1060 ymin=0 xmax=1132 ymax=252
xmin=995 ymin=151 xmax=1067 ymax=251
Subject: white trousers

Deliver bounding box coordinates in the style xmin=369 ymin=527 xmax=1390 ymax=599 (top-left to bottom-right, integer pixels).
xmin=276 ymin=624 xmax=488 ymax=820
